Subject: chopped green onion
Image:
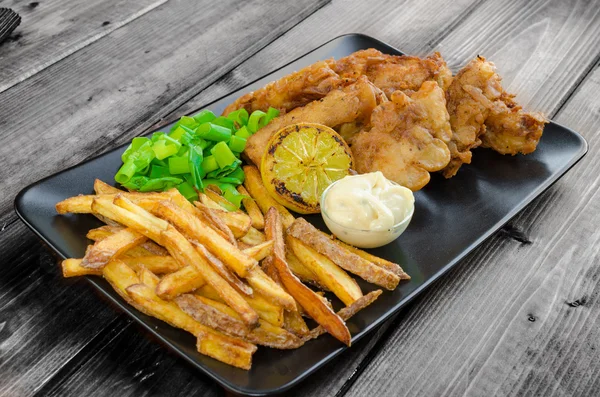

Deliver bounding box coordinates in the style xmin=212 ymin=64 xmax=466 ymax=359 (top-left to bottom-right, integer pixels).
xmin=152 ymin=139 xmax=179 ymax=160
xmin=121 ymin=137 xmax=151 ymax=163
xmin=115 ymin=160 xmax=138 ymax=184
xmin=177 ymin=181 xmax=199 ymax=201
xmin=227 ymin=109 xmax=249 ymax=126
xmin=210 ymin=141 xmax=237 ymax=168
xmin=168 ymin=156 xmax=190 ymax=174
xmin=227 ymin=166 xmax=245 ymax=184
xmin=150 ymin=164 xmax=170 ymax=178
xmin=139 ymin=177 xmax=182 ymax=192
xmin=201 ymin=155 xmax=219 ymax=173
xmin=228 ymin=135 xmax=247 ymax=153
xmin=247 ymin=110 xmax=266 ymax=133
xmin=222 ymin=184 xmax=249 ymax=209
xmin=188 ymin=145 xmax=204 ymax=190
xmin=196 ymin=123 xmax=232 ymax=142
xmin=264 ymin=107 xmax=280 ymax=124
xmin=211 ymin=116 xmax=235 ymax=130
xmin=192 ymin=110 xmax=216 ymax=124
xmin=235 ymin=126 xmax=251 ymax=139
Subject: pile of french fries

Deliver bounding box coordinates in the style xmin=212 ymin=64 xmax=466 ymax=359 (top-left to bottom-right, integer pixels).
xmin=56 ymin=165 xmax=410 ymax=370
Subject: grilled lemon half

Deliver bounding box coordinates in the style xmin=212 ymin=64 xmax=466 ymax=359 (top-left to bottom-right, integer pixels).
xmin=260 ymin=123 xmax=354 ymax=214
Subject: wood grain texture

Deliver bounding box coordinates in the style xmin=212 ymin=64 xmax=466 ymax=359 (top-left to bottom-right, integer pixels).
xmin=0 ymin=0 xmax=168 ymax=93
xmin=343 ymin=59 xmax=600 ymax=397
xmin=0 ymin=0 xmax=328 ymax=226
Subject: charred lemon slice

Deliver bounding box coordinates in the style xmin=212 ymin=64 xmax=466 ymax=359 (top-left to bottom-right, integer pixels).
xmin=261 ymin=123 xmax=354 ymax=214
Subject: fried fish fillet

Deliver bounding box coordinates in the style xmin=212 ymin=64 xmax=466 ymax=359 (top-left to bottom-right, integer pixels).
xmin=481 ymin=93 xmax=546 ymax=155
xmin=244 ymin=76 xmax=383 ymax=166
xmin=222 ymin=60 xmax=342 ymax=116
xmin=442 ymin=56 xmax=504 ymax=178
xmin=352 ymin=81 xmax=451 ymax=191
xmin=333 ymin=49 xmax=453 ymax=97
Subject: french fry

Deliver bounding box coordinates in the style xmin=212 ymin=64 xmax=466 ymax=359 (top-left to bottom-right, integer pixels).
xmin=193 ymin=242 xmax=253 ymax=296
xmin=102 ymin=259 xmax=142 ymax=308
xmin=125 ymin=283 xmax=256 ymax=370
xmin=303 ymin=290 xmax=383 ymax=341
xmin=288 ymin=236 xmax=362 ymax=306
xmin=176 ymin=294 xmax=303 ymax=349
xmin=237 ymin=185 xmax=264 ymax=229
xmin=242 ymin=165 xmax=295 ymax=229
xmin=204 ymin=188 xmax=239 ymax=212
xmin=197 ymin=193 xmax=223 ymax=210
xmin=82 ymin=228 xmax=147 ymax=268
xmin=62 ymin=258 xmax=102 ymax=277
xmin=241 ymin=240 xmax=273 ymax=261
xmin=332 ymin=238 xmax=410 ymax=279
xmin=197 ymin=330 xmax=256 ymax=370
xmin=56 ymin=195 xmax=95 ymax=214
xmin=245 ymin=267 xmax=296 ymax=311
xmin=160 ymin=225 xmax=258 ymax=326
xmin=265 ymin=208 xmax=351 ymax=345
xmin=285 ymin=248 xmax=328 ymax=290
xmin=138 ymin=267 xmax=160 ymax=289
xmin=121 ymin=256 xmax=180 ymax=274
xmin=194 ymin=200 xmax=251 ymax=238
xmin=195 ymin=285 xmax=284 ymax=327
xmin=94 ymin=179 xmax=124 ymax=194
xmin=152 ymin=200 xmax=256 ymax=278
xmin=86 ymin=225 xmax=124 ymax=241
xmin=139 ymin=241 xmax=169 ymax=256
xmin=239 ymin=226 xmax=266 ymax=246
xmin=288 ymin=218 xmax=400 ymax=290
xmin=91 ymin=196 xmax=167 ymax=243
xmin=156 ymin=265 xmax=203 ymax=300
xmin=56 ymin=192 xmax=172 ymax=215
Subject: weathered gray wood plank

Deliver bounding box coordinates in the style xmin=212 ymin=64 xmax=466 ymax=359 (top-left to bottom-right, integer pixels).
xmin=0 ymin=0 xmax=168 ymax=93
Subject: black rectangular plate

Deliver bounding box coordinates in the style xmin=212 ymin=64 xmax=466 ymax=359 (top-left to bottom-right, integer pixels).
xmin=14 ymin=34 xmax=588 ymax=396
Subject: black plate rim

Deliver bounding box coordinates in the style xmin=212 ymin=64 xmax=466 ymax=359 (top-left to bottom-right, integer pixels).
xmin=13 ymin=33 xmax=589 ymax=396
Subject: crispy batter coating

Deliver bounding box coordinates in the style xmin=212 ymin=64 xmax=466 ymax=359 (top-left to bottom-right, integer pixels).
xmin=333 ymin=48 xmax=453 ymax=97
xmin=222 ymin=60 xmax=342 ymax=115
xmin=352 ymin=81 xmax=451 ymax=191
xmin=481 ymin=93 xmax=546 ymax=155
xmin=244 ymin=76 xmax=383 ymax=166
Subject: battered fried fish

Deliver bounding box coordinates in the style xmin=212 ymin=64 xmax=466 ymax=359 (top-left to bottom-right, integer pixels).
xmin=222 ymin=60 xmax=342 ymax=116
xmin=352 ymin=81 xmax=451 ymax=191
xmin=333 ymin=49 xmax=453 ymax=97
xmin=244 ymin=76 xmax=383 ymax=166
xmin=481 ymin=93 xmax=546 ymax=155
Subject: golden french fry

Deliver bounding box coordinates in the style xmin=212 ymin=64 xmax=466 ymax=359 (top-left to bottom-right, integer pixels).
xmin=62 ymin=258 xmax=102 ymax=277
xmin=156 ymin=265 xmax=203 ymax=300
xmin=288 ymin=218 xmax=400 ymax=290
xmin=245 ymin=267 xmax=296 ymax=311
xmin=204 ymin=188 xmax=238 ymax=212
xmin=237 ymin=185 xmax=264 ymax=229
xmin=239 ymin=226 xmax=266 ymax=246
xmin=120 ymin=256 xmax=180 ymax=274
xmin=242 ymin=165 xmax=295 ymax=229
xmin=332 ymin=238 xmax=409 ymax=279
xmin=241 ymin=240 xmax=273 ymax=262
xmin=288 ymin=236 xmax=362 ymax=306
xmin=265 ymin=208 xmax=350 ymax=345
xmin=57 ymin=192 xmax=173 ymax=215
xmin=86 ymin=225 xmax=124 ymax=241
xmin=198 ymin=193 xmax=223 ymax=210
xmin=138 ymin=267 xmax=160 ymax=289
xmin=139 ymin=241 xmax=169 ymax=256
xmin=193 ymin=242 xmax=253 ymax=296
xmin=56 ymin=195 xmax=95 ymax=214
xmin=152 ymin=200 xmax=256 ymax=278
xmin=194 ymin=200 xmax=251 ymax=238
xmin=195 ymin=285 xmax=284 ymax=327
xmin=94 ymin=179 xmax=124 ymax=194
xmin=196 ymin=329 xmax=256 ymax=370
xmin=176 ymin=294 xmax=302 ymax=349
xmin=82 ymin=228 xmax=147 ymax=269
xmin=304 ymin=290 xmax=383 ymax=341
xmin=91 ymin=196 xmax=167 ymax=243
xmin=102 ymin=259 xmax=143 ymax=309
xmin=160 ymin=225 xmax=258 ymax=326
xmin=285 ymin=248 xmax=328 ymax=290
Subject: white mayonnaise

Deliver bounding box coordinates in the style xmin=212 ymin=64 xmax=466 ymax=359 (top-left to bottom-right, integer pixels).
xmin=320 ymin=171 xmax=414 ymax=248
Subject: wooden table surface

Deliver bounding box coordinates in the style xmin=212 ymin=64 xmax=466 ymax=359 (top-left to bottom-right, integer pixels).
xmin=1 ymin=0 xmax=599 ymax=395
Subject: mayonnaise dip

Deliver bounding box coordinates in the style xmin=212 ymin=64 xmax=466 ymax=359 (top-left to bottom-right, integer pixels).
xmin=320 ymin=171 xmax=414 ymax=248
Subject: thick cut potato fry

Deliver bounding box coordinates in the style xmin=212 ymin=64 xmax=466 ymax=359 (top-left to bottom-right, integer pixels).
xmin=62 ymin=258 xmax=102 ymax=277
xmin=204 ymin=188 xmax=238 ymax=211
xmin=82 ymin=228 xmax=147 ymax=269
xmin=91 ymin=196 xmax=167 ymax=243
xmin=160 ymin=225 xmax=258 ymax=325
xmin=245 ymin=267 xmax=296 ymax=311
xmin=139 ymin=241 xmax=169 ymax=256
xmin=156 ymin=265 xmax=203 ymax=300
xmin=333 ymin=239 xmax=409 ymax=279
xmin=241 ymin=240 xmax=273 ymax=261
xmin=195 ymin=285 xmax=284 ymax=327
xmin=288 ymin=236 xmax=362 ymax=306
xmin=288 ymin=218 xmax=400 ymax=290
xmin=196 ymin=330 xmax=256 ymax=370
xmin=176 ymin=294 xmax=303 ymax=349
xmin=239 ymin=226 xmax=266 ymax=246
xmin=86 ymin=225 xmax=124 ymax=241
xmin=153 ymin=200 xmax=256 ymax=278
xmin=285 ymin=248 xmax=328 ymax=290
xmin=283 ymin=309 xmax=310 ymax=337
xmin=242 ymin=166 xmax=295 ymax=229
xmin=120 ymin=255 xmax=180 ymax=274
xmin=57 ymin=192 xmax=172 ymax=215
xmin=102 ymin=260 xmax=143 ymax=309
xmin=138 ymin=267 xmax=160 ymax=289
xmin=265 ymin=208 xmax=350 ymax=345
xmin=193 ymin=242 xmax=253 ymax=296
xmin=194 ymin=200 xmax=252 ymax=238
xmin=237 ymin=185 xmax=264 ymax=229
xmin=304 ymin=290 xmax=383 ymax=341
xmin=94 ymin=179 xmax=124 ymax=194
